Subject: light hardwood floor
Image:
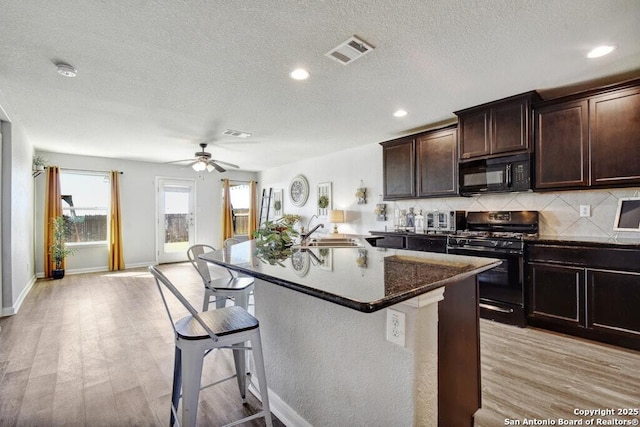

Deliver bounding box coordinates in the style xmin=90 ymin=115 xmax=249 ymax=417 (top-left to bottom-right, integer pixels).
xmin=1 ymin=263 xmax=638 ymax=426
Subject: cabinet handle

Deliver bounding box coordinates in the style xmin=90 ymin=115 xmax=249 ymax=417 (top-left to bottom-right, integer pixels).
xmin=506 ymin=164 xmax=512 ymax=187
xmin=479 ymin=303 xmax=514 ymax=314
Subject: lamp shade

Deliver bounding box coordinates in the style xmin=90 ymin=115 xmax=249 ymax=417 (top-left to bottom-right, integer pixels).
xmin=329 ymin=209 xmax=345 ymax=223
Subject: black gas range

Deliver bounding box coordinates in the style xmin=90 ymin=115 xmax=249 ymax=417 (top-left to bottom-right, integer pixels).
xmin=447 ymin=211 xmax=539 ymax=327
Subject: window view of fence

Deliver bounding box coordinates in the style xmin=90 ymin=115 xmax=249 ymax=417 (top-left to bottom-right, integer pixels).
xmin=165 ymin=214 xmax=189 ymax=243
xmin=62 ymin=212 xmax=108 ymax=242
xmin=60 ymin=171 xmax=111 ymax=244
xmin=233 ymin=208 xmax=249 ymax=235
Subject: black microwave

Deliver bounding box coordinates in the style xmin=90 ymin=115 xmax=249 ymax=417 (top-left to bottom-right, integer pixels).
xmin=459 ymin=153 xmax=531 ymax=196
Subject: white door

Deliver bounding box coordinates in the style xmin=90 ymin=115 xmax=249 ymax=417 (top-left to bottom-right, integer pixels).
xmin=157 ymin=178 xmax=195 ymax=263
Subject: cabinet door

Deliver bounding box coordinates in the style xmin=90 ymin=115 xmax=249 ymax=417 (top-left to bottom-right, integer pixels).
xmin=382 ymin=137 xmax=415 ymax=200
xmin=492 ymin=99 xmax=528 ymax=154
xmin=416 ymin=128 xmax=458 ymax=197
xmin=590 ymin=87 xmax=640 ymax=186
xmin=527 ymin=263 xmax=585 ymax=327
xmin=588 ymin=269 xmax=640 ymax=337
xmin=458 ymin=110 xmax=490 ymax=159
xmin=405 ymin=235 xmax=447 ymax=253
xmin=535 ymin=100 xmax=589 ymax=189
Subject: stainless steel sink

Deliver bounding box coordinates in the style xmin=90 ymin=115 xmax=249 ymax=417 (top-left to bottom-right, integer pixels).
xmin=302 ymin=237 xmax=362 ymax=248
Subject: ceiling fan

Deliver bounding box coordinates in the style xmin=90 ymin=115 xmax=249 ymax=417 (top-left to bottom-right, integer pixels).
xmin=169 ymin=143 xmax=239 ymax=173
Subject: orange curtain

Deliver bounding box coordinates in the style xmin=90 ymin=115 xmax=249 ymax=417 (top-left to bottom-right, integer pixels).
xmin=247 ymin=181 xmax=258 ymax=239
xmin=108 ymin=171 xmax=125 ymax=271
xmin=44 ymin=166 xmax=62 ymax=277
xmin=222 ymin=178 xmax=234 ymax=245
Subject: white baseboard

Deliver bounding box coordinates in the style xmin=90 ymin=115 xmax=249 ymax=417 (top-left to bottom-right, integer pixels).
xmin=1 ymin=274 xmax=36 ymax=316
xmin=35 ymin=261 xmax=156 ymax=278
xmin=249 ymin=383 xmax=312 ymax=427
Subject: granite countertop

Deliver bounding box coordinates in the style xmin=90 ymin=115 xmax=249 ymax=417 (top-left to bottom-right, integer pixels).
xmin=199 ymin=237 xmax=500 ymax=313
xmin=526 ymin=235 xmax=640 ymax=249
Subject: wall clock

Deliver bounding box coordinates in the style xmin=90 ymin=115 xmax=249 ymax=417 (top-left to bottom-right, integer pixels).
xmin=289 ymin=174 xmax=309 ymax=207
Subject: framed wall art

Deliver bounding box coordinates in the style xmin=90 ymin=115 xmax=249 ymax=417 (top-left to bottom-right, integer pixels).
xmin=317 ymin=182 xmax=332 ymax=217
xmin=289 ymin=175 xmax=309 ymax=207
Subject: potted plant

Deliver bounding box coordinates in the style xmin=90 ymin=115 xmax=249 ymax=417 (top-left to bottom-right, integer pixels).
xmin=253 ymin=216 xmax=300 ymax=266
xmin=33 ymin=155 xmax=47 ymax=171
xmin=49 ymin=215 xmax=76 ymax=279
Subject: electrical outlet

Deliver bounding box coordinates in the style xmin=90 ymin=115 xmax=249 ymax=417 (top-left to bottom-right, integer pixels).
xmin=579 ymin=205 xmax=591 ymax=217
xmin=386 ymin=308 xmax=406 ymax=347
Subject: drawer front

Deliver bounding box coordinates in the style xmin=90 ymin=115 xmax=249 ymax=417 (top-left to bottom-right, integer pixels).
xmin=376 ymin=235 xmax=405 ymax=249
xmin=406 ymin=236 xmax=447 ymax=253
xmin=527 ymin=244 xmax=640 ymax=272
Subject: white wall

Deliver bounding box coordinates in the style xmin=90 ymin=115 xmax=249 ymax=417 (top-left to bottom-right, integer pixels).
xmin=34 ymin=151 xmax=257 ymax=275
xmin=259 ymin=142 xmax=640 ymax=240
xmin=1 ymin=120 xmax=36 ymax=316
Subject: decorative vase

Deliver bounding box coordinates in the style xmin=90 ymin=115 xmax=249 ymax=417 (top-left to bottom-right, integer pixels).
xmin=52 ymin=269 xmax=65 ymax=280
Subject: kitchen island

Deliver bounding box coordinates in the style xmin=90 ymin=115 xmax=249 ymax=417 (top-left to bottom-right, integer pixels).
xmin=200 ymin=237 xmax=500 ymax=426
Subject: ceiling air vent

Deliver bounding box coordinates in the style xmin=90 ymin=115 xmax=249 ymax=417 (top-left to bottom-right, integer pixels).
xmin=325 ymin=36 xmax=374 ymax=65
xmin=222 ymin=129 xmax=252 ymax=138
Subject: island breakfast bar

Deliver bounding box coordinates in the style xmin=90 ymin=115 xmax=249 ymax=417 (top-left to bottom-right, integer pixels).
xmin=200 ymin=237 xmax=500 ymax=426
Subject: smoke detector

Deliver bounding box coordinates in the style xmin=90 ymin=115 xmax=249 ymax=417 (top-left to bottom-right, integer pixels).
xmin=56 ymin=63 xmax=77 ymax=78
xmin=325 ymin=36 xmax=374 ymax=65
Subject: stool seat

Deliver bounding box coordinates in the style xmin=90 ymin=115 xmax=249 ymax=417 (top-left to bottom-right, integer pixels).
xmin=175 ymin=305 xmax=259 ymax=340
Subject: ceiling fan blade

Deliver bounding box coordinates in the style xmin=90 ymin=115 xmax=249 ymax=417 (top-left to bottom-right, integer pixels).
xmin=208 ymin=160 xmax=226 ymax=173
xmin=165 ymin=159 xmax=195 ymax=164
xmin=211 ymin=159 xmax=239 ymax=169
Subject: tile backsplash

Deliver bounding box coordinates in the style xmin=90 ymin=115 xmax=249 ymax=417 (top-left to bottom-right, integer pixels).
xmin=388 ymin=187 xmax=640 ymax=239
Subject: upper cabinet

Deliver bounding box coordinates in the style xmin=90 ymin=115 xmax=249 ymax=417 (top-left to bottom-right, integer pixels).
xmin=381 ymin=125 xmax=458 ymax=200
xmin=455 ymin=92 xmax=540 ymax=160
xmin=382 ymin=136 xmax=416 ymax=200
xmin=535 ymin=80 xmax=640 ymax=190
xmin=416 ymin=126 xmax=458 ymax=197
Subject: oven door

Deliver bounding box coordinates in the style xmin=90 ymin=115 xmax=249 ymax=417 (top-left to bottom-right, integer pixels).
xmin=459 ymin=161 xmax=508 ymax=195
xmin=447 ymin=246 xmax=525 ymax=326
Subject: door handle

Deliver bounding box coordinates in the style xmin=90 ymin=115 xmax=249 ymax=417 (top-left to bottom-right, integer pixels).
xmin=479 ymin=303 xmax=514 ymax=314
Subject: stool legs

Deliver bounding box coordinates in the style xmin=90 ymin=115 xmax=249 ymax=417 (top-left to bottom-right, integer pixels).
xmin=180 ymin=343 xmax=205 ymax=427
xmin=170 ymin=347 xmax=182 ymax=427
xmin=251 ymin=331 xmax=273 ymax=427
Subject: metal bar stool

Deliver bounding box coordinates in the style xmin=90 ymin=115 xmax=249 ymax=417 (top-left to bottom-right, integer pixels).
xmin=187 ymin=244 xmax=254 ymax=311
xmin=149 ymin=266 xmax=272 ymax=427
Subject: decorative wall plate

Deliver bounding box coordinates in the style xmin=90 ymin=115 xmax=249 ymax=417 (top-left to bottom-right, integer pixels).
xmin=289 ymin=174 xmax=309 ymax=207
xmin=290 ymin=249 xmax=310 ymax=276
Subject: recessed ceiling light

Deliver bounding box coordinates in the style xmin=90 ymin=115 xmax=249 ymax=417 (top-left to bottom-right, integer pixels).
xmin=393 ymin=109 xmax=408 ymax=117
xmin=290 ymin=68 xmax=310 ymax=80
xmin=587 ymin=45 xmax=615 ymax=58
xmin=56 ymin=63 xmax=77 ymax=77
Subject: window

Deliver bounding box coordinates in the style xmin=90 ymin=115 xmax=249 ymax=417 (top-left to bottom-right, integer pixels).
xmin=60 ymin=170 xmax=111 ymax=245
xmin=229 ymin=184 xmax=250 ymax=236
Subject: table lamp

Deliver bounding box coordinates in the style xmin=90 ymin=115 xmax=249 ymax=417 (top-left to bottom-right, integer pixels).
xmin=329 ymin=209 xmax=345 ymax=234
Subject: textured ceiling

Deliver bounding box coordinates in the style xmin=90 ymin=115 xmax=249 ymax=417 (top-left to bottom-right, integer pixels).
xmin=1 ymin=0 xmax=639 ymax=172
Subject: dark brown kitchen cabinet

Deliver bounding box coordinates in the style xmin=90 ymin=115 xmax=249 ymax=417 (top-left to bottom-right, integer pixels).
xmin=535 ymin=100 xmax=589 ymax=189
xmin=526 ymin=242 xmax=640 ymax=350
xmin=381 ymin=136 xmax=416 ymax=200
xmin=405 ymin=234 xmax=447 ymax=253
xmin=455 ymin=91 xmax=540 ymax=160
xmin=416 ymin=126 xmax=458 ymax=197
xmin=590 ymin=86 xmax=640 ymax=186
xmin=381 ymin=125 xmax=458 ymax=200
xmin=527 ymin=263 xmax=585 ymax=327
xmin=535 ymin=80 xmax=640 ymax=190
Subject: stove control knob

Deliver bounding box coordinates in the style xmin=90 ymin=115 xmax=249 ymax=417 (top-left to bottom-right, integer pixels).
xmin=502 ymin=241 xmax=513 ymax=247
xmin=492 ymin=241 xmax=499 ymax=247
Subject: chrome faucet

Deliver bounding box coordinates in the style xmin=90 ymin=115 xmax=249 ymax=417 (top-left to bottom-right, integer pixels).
xmin=301 ymin=223 xmax=324 ymax=244
xmin=303 ymin=214 xmax=319 ymax=234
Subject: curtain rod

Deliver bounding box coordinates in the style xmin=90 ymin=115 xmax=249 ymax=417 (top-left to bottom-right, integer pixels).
xmin=220 ymin=179 xmax=256 ymax=184
xmin=60 ymin=167 xmax=123 ymax=174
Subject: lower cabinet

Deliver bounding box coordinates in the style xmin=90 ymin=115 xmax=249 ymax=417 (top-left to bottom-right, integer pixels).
xmin=528 ymin=263 xmax=584 ymax=327
xmin=526 ymin=243 xmax=640 ymax=350
xmin=405 ymin=235 xmax=447 ymax=253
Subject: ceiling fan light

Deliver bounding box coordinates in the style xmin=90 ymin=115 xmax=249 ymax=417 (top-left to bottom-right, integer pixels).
xmin=192 ymin=161 xmax=206 ymax=172
xmin=206 ymin=163 xmax=214 ymax=172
